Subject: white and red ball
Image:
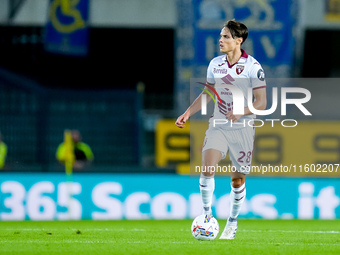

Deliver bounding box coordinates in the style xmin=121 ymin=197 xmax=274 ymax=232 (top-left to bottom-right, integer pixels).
xmin=191 ymin=215 xmax=219 ymax=241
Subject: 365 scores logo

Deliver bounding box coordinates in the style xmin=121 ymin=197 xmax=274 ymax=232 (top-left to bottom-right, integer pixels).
xmin=200 ymin=84 xmax=312 ymax=127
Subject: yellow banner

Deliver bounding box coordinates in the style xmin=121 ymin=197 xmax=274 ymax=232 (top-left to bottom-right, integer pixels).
xmin=156 ymin=120 xmax=340 ymax=176
xmin=325 ymin=0 xmax=340 ymax=21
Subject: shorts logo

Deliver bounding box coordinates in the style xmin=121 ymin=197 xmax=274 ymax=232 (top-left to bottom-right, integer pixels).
xmin=257 ymin=69 xmax=265 ymax=81
xmin=236 ymin=65 xmax=244 ymax=75
xmin=202 ymin=138 xmax=207 ymax=148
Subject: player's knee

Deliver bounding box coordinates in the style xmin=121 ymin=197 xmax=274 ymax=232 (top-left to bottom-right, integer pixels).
xmin=201 ymin=160 xmax=218 ymax=176
xmin=231 ymin=178 xmax=244 ymax=188
xmin=201 ymin=169 xmax=214 ymax=177
xmin=202 ymin=157 xmax=218 ymax=167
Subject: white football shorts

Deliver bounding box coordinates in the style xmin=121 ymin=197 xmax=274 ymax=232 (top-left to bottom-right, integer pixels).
xmin=202 ymin=126 xmax=255 ymax=174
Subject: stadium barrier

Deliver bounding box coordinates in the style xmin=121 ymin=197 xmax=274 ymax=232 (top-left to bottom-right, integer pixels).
xmin=0 ymin=68 xmax=143 ymax=170
xmin=0 ymin=173 xmax=339 ymax=220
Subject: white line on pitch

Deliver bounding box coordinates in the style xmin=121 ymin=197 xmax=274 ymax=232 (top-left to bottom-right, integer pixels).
xmin=0 ymin=240 xmax=338 ymax=246
xmin=2 ymin=229 xmax=339 ymax=234
xmin=0 ymin=228 xmax=145 ymax=231
xmin=240 ymin=230 xmax=340 ymax=234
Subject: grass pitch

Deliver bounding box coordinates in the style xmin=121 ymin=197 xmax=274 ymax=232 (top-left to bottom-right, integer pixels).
xmin=0 ymin=220 xmax=339 ymax=254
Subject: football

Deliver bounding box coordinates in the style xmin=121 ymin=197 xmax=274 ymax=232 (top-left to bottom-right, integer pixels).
xmin=191 ymin=215 xmax=219 ymax=241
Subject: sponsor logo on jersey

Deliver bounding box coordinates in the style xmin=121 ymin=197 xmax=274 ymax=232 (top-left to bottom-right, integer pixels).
xmin=213 ymin=68 xmax=228 ymax=74
xmin=236 ymin=65 xmax=245 ymax=75
xmin=257 ymin=69 xmax=265 ymax=81
xmin=218 ymin=62 xmax=225 ymax=67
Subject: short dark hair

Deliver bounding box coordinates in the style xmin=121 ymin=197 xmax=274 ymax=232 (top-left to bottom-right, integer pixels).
xmin=224 ymin=20 xmax=248 ymax=45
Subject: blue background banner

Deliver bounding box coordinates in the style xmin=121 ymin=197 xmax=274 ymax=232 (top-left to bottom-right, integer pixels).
xmin=0 ymin=174 xmax=339 ymax=221
xmin=192 ymin=0 xmax=295 ymax=74
xmin=44 ymin=0 xmax=90 ymax=56
xmin=175 ymin=0 xmax=296 ymax=114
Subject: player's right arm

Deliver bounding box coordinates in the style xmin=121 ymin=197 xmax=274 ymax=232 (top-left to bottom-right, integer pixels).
xmin=175 ymin=83 xmax=214 ymax=128
xmin=176 ymin=59 xmax=216 ymax=128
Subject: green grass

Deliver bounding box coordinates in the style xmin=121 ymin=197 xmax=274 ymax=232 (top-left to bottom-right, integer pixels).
xmin=0 ymin=220 xmax=339 ymax=254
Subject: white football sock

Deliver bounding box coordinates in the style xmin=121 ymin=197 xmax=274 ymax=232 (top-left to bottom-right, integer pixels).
xmin=229 ymin=183 xmax=246 ymax=220
xmin=199 ymin=175 xmax=215 ymax=214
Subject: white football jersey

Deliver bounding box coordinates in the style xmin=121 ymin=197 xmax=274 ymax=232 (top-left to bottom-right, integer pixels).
xmin=206 ymin=50 xmax=266 ymax=130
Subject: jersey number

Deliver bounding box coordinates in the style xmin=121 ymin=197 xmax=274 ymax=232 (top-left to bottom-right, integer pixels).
xmin=237 ymin=151 xmax=252 ymax=163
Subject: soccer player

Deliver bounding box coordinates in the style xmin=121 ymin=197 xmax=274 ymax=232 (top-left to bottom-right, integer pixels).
xmin=175 ymin=20 xmax=266 ymax=239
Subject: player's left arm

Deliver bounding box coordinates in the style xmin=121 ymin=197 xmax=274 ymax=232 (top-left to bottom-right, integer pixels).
xmin=244 ymin=88 xmax=267 ymax=115
xmin=226 ymin=63 xmax=267 ymax=122
xmin=226 ymin=88 xmax=266 ymax=122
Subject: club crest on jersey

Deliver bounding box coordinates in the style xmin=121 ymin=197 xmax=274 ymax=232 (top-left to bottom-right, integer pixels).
xmin=236 ymin=65 xmax=244 ymax=75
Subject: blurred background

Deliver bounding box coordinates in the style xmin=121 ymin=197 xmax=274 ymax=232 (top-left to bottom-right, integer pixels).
xmin=0 ymin=0 xmax=339 ymax=221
